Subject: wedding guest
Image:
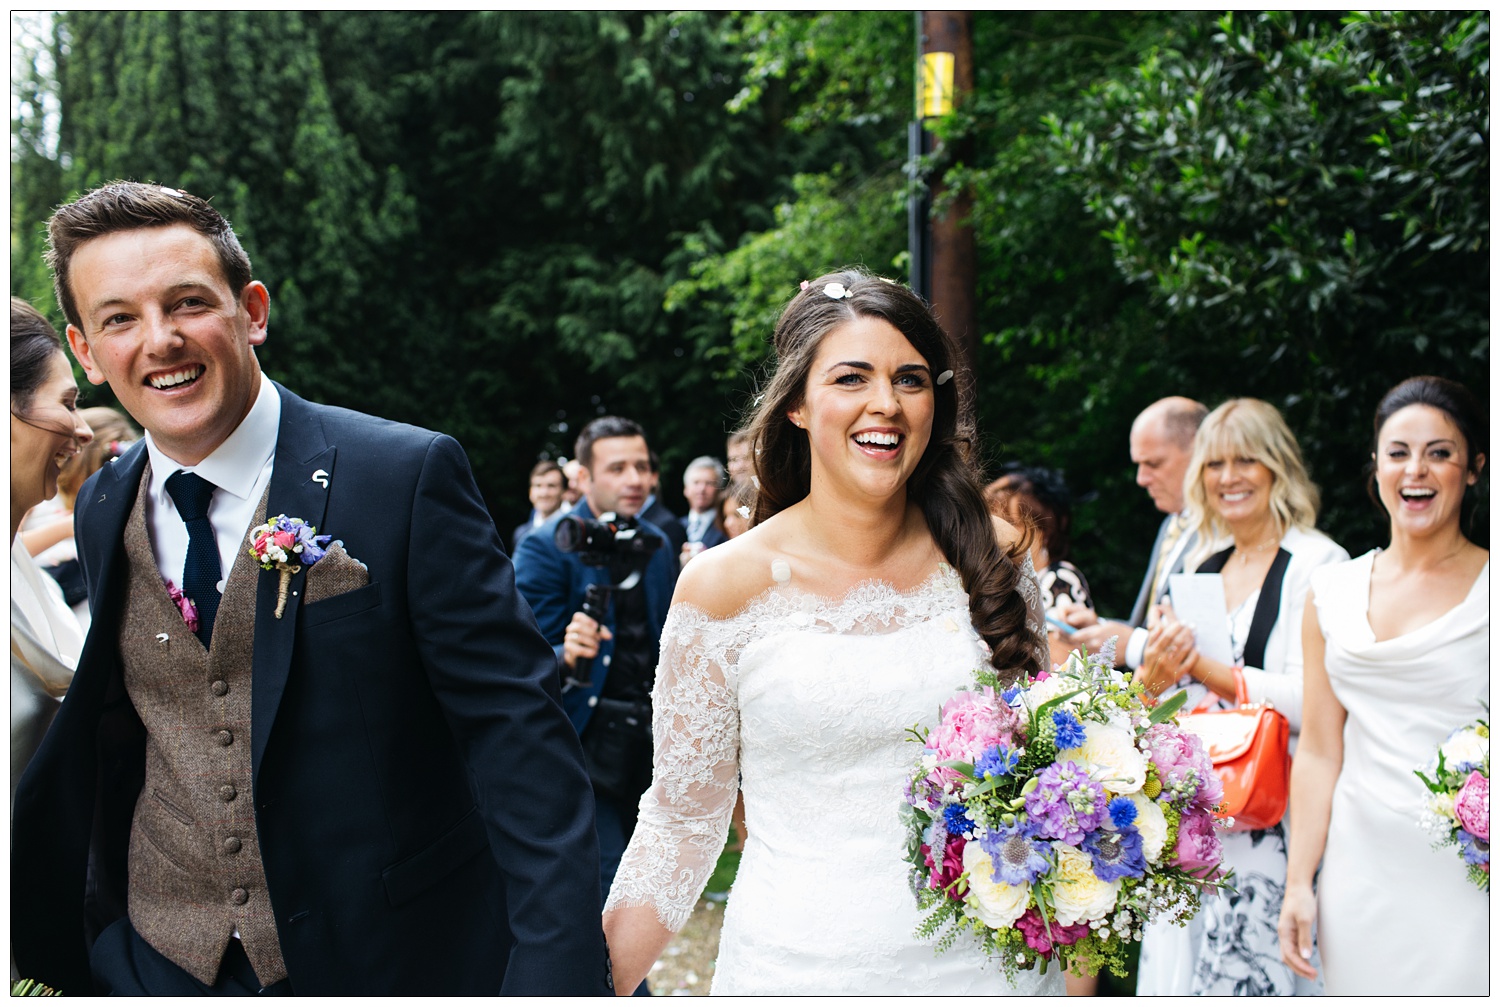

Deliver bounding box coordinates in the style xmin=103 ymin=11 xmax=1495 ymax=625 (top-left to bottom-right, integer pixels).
xmin=23 ymin=406 xmax=137 ymax=629
xmin=720 ymin=480 xmax=754 ymax=540
xmin=10 ymin=297 xmax=93 ymax=805
xmin=512 ymin=459 xmax=565 ymax=552
xmin=1058 ymin=397 xmax=1206 ymax=667
xmin=1279 ymin=376 xmax=1487 ymax=995
xmin=601 ymin=270 xmax=1059 ymax=994
xmin=986 ymin=465 xmax=1093 ymax=611
xmin=725 ymin=429 xmax=752 ymax=488
xmin=1135 ymin=398 xmax=1347 ymax=996
xmin=679 ymin=455 xmax=728 ymax=567
xmin=561 ymin=458 xmax=585 ymax=512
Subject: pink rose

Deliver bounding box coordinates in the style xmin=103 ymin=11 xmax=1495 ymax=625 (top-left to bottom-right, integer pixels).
xmin=1455 ymin=771 xmax=1489 ymax=842
xmin=1148 ymin=723 xmax=1222 ymax=809
xmin=928 ymin=689 xmax=1015 ymax=763
xmin=1015 ymin=908 xmax=1089 ymax=957
xmin=923 ymin=836 xmax=966 ymax=894
xmin=1173 ymin=809 xmax=1224 ymax=876
xmin=273 ymin=529 xmax=296 ymax=550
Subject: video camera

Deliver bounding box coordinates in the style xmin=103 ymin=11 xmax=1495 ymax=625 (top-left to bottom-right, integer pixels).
xmin=554 ymin=512 xmax=662 ymax=690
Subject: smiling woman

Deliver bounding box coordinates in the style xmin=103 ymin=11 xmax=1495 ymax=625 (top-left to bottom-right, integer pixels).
xmin=10 ymin=296 xmax=91 ymax=803
xmin=599 ymin=270 xmax=1057 ymax=995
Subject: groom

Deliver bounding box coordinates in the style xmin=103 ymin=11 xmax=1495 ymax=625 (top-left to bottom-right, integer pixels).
xmin=10 ymin=182 xmax=612 ymax=995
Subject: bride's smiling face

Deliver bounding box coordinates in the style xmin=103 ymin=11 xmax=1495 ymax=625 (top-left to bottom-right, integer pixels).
xmin=789 ymin=315 xmax=934 ymax=502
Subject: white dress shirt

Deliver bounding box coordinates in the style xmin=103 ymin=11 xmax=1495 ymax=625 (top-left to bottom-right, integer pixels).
xmin=143 ymin=375 xmax=280 ymax=594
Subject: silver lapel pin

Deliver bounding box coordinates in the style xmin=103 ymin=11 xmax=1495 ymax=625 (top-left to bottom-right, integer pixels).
xmin=312 ymin=469 xmax=330 ymax=490
xmin=156 ymin=633 xmax=169 ymax=644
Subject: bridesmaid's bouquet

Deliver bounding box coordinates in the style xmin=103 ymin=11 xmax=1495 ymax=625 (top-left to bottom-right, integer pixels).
xmin=1416 ymin=718 xmax=1489 ymax=891
xmin=901 ymin=648 xmax=1228 ymax=979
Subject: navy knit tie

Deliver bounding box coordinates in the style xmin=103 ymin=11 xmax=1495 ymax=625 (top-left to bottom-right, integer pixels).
xmin=165 ymin=470 xmax=221 ymax=647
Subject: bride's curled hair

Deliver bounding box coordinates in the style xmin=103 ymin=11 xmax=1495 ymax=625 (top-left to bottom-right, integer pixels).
xmin=743 ymin=269 xmax=1040 ymax=684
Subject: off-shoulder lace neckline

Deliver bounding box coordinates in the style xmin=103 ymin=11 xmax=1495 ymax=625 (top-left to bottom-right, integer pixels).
xmin=670 ymin=561 xmax=965 ymax=626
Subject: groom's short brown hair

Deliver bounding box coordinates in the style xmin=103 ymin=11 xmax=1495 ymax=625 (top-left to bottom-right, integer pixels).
xmin=45 ymin=180 xmax=254 ymax=332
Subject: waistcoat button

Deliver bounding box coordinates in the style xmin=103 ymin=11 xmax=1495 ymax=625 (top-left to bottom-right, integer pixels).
xmin=223 ymin=836 xmax=242 ymax=854
xmin=217 ymin=729 xmax=234 ymax=747
xmin=211 ymin=680 xmax=229 ymax=696
xmin=219 ymin=784 xmax=237 ymax=802
xmin=231 ymin=887 xmax=249 ymax=905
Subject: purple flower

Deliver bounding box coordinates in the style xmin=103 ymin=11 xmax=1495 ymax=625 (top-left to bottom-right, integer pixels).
xmin=1083 ymin=825 xmax=1147 ymax=881
xmin=1015 ymin=908 xmax=1089 ymax=958
xmin=1458 ymin=828 xmax=1490 ymax=867
xmin=163 ymin=579 xmax=199 ymax=634
xmin=978 ymin=820 xmax=1051 ymax=886
xmin=1024 ymin=760 xmax=1108 ymax=844
xmin=1147 ymin=723 xmax=1222 ymax=809
xmin=1052 ymin=709 xmax=1087 ymax=750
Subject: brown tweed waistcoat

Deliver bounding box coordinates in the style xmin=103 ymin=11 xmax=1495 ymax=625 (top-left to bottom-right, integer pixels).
xmin=119 ymin=466 xmax=287 ymax=987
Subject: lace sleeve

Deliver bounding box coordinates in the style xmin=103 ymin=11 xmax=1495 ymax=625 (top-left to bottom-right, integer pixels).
xmin=1018 ymin=553 xmax=1048 ymax=673
xmin=604 ymin=605 xmax=742 ymax=931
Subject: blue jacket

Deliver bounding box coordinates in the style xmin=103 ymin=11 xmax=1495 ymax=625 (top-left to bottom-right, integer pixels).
xmin=513 ymin=500 xmax=675 ymax=734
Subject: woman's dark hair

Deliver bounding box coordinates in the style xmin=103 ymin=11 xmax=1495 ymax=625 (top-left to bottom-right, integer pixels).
xmin=989 ymin=465 xmax=1074 ymax=564
xmin=11 ymin=296 xmax=67 ymax=414
xmin=743 ymin=269 xmax=1037 ymax=684
xmin=1367 ymin=375 xmax=1488 ymax=529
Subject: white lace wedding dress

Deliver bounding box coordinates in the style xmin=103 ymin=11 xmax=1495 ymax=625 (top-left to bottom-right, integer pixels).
xmin=606 ymin=562 xmax=1062 ymax=995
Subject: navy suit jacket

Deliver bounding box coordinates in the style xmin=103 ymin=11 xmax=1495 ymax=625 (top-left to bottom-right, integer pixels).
xmin=640 ymin=497 xmax=687 ymax=567
xmin=11 ymin=383 xmax=610 ymax=995
xmin=681 ymin=513 xmax=729 ymax=551
xmin=512 ymin=501 xmax=675 ymax=735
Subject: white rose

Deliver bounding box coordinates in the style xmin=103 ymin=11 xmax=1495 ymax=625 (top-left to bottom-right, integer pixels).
xmin=1440 ymin=727 xmax=1488 ymax=771
xmin=1049 ymin=844 xmax=1121 ymax=926
xmin=1025 ymin=674 xmax=1087 ymax=712
xmin=962 ymin=842 xmax=1031 ymax=930
xmin=1127 ymin=793 xmax=1168 ymax=863
xmin=1061 ymin=722 xmax=1147 ymax=795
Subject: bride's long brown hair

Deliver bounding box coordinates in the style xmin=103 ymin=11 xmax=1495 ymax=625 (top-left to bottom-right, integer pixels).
xmin=743 ymin=270 xmax=1037 ymax=684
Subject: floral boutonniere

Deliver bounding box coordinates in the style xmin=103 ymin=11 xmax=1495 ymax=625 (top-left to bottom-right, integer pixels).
xmin=164 ymin=579 xmax=199 ymax=634
xmin=249 ymin=514 xmax=332 ymax=618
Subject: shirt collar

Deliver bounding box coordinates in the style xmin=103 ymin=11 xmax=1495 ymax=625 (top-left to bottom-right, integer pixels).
xmin=145 ymin=375 xmax=281 ymax=502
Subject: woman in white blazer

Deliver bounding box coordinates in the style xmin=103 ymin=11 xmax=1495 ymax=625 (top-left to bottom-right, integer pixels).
xmin=1134 ymin=398 xmax=1347 ymax=997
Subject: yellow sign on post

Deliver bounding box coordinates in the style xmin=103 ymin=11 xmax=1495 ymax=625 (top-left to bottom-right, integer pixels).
xmin=919 ymin=51 xmax=956 ymax=119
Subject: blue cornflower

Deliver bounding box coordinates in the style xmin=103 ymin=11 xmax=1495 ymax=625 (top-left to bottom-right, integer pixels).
xmin=978 ymin=820 xmax=1051 ymax=886
xmin=1107 ymin=795 xmax=1138 ymax=830
xmin=1052 ymin=708 xmax=1087 ymax=750
xmin=975 ymin=744 xmax=1021 ymax=780
xmin=943 ymin=803 xmax=974 ymax=835
xmin=1083 ymin=825 xmax=1147 ymax=881
xmin=1001 ymin=684 xmax=1023 ymax=706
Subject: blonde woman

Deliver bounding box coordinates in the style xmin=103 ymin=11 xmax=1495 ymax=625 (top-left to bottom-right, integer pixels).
xmin=1134 ymin=399 xmax=1346 ymax=996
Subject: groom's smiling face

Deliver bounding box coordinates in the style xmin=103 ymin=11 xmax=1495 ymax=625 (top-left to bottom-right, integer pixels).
xmin=65 ymin=224 xmax=270 ymax=466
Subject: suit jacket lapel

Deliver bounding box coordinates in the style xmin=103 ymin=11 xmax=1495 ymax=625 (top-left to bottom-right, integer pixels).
xmin=74 ymin=444 xmax=149 ymax=675
xmin=251 ymin=383 xmax=336 ymax=778
xmin=1129 ymin=515 xmax=1173 ymax=628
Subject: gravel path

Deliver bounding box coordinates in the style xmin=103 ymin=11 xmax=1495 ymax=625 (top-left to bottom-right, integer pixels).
xmin=646 ymin=896 xmax=726 ymax=996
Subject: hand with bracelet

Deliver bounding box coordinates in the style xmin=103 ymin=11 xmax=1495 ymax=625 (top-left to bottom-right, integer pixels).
xmin=1135 ymin=616 xmax=1198 ymax=697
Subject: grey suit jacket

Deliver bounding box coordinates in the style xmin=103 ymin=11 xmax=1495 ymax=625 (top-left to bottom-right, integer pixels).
xmin=1127 ymin=515 xmax=1196 ymax=628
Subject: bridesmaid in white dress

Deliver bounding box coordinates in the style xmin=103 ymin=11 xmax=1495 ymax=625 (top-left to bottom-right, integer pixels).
xmin=10 ymin=297 xmax=94 ymax=803
xmin=1279 ymin=376 xmax=1488 ymax=995
xmin=601 ymin=271 xmax=1061 ymax=995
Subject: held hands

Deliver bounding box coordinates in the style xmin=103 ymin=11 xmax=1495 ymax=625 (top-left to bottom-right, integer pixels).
xmin=563 ymin=611 xmax=612 ymax=669
xmin=1277 ymin=884 xmax=1320 ymax=981
xmin=1136 ymin=615 xmax=1198 ymax=697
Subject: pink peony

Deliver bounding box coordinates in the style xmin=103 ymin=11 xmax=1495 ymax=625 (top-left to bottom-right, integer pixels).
xmin=1015 ymin=908 xmax=1090 ymax=957
xmin=1173 ymin=809 xmax=1224 ymax=876
xmin=927 ymin=689 xmax=1015 ymax=763
xmin=923 ymin=836 xmax=966 ymax=894
xmin=1148 ymin=723 xmax=1222 ymax=809
xmin=1455 ymin=771 xmax=1489 ymax=842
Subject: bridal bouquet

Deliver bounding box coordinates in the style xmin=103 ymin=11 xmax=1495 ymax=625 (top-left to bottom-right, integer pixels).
xmin=1415 ymin=719 xmax=1489 ymax=891
xmin=902 ymin=648 xmax=1228 ymax=978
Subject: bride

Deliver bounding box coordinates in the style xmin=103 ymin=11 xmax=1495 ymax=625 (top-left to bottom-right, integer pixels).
xmin=602 ymin=271 xmax=1062 ymax=995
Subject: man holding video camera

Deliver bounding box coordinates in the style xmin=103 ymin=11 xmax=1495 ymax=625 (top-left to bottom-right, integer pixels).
xmin=513 ymin=416 xmax=675 ymax=909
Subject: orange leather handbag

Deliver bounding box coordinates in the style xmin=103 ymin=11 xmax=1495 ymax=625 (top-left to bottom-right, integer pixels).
xmin=1179 ymin=674 xmax=1290 ymax=832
